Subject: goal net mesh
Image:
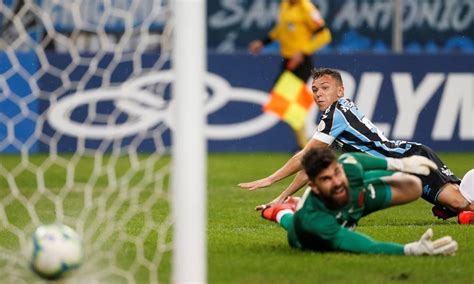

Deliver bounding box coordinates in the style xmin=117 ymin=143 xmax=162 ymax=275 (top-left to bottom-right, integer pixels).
xmin=0 ymin=0 xmax=176 ymax=282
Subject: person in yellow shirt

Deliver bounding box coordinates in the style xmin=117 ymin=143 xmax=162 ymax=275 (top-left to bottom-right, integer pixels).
xmin=249 ymin=0 xmax=331 ymax=150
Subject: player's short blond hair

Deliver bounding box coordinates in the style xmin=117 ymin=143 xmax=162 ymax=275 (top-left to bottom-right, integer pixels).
xmin=311 ymin=68 xmax=343 ymax=86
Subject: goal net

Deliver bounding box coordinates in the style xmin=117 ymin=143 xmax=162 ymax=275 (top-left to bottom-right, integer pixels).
xmin=0 ymin=0 xmax=206 ymax=283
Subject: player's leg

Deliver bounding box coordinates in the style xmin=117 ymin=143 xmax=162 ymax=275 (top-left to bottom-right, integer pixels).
xmin=404 ymin=144 xmax=468 ymax=220
xmin=360 ymin=173 xmax=420 ymax=216
xmin=436 ymin=184 xmax=472 ymax=211
xmin=384 ymin=173 xmax=422 ymax=206
xmin=459 ymin=169 xmax=474 ymax=204
xmin=291 ymin=54 xmax=313 ymax=81
xmin=433 ymin=183 xmax=474 ymax=223
xmin=290 ymin=56 xmax=313 ymax=150
xmin=420 ymin=144 xmax=474 ymax=217
xmin=438 ymin=170 xmax=474 ymax=224
xmin=458 ymin=170 xmax=474 ymax=224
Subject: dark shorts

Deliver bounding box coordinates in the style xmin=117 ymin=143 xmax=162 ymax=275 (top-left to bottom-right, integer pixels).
xmin=405 ymin=144 xmax=461 ymax=205
xmin=281 ymin=55 xmax=313 ymax=82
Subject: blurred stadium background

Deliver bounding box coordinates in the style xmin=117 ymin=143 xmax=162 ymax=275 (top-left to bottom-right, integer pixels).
xmin=1 ymin=0 xmax=472 ymax=153
xmin=206 ymin=0 xmax=473 ymax=152
xmin=0 ymin=0 xmax=473 ymax=283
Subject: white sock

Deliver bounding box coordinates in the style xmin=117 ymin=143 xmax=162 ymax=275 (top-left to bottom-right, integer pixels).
xmin=276 ymin=209 xmax=294 ymax=224
xmin=460 ymin=169 xmax=474 ymax=203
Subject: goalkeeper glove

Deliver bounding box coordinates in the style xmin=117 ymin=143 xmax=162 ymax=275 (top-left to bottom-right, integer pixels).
xmin=404 ymin=228 xmax=458 ymax=256
xmin=387 ymin=155 xmax=437 ymax=176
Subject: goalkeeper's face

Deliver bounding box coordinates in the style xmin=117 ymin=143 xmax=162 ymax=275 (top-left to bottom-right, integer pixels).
xmin=312 ymin=75 xmax=344 ymax=111
xmin=309 ymin=161 xmax=349 ymax=208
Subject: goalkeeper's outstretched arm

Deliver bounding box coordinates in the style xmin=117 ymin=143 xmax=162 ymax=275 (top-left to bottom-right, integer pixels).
xmin=333 ymin=228 xmax=457 ymax=256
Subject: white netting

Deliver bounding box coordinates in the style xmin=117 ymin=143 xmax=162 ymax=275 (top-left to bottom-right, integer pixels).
xmin=0 ymin=0 xmax=175 ymax=282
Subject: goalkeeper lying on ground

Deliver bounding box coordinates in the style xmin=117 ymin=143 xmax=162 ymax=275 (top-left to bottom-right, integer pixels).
xmin=262 ymin=148 xmax=458 ymax=255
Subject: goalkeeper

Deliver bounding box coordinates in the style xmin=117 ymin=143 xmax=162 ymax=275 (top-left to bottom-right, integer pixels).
xmin=262 ymin=148 xmax=458 ymax=255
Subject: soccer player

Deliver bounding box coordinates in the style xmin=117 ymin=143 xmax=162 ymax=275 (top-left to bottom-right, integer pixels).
xmin=261 ymin=148 xmax=458 ymax=255
xmin=248 ymin=0 xmax=331 ymax=149
xmin=239 ymin=68 xmax=474 ymax=224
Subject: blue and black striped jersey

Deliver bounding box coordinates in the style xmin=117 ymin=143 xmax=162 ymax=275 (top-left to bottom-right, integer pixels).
xmin=312 ymin=98 xmax=415 ymax=158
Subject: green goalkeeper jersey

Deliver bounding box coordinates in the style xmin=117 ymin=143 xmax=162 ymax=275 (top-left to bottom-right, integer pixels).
xmin=287 ymin=153 xmax=405 ymax=254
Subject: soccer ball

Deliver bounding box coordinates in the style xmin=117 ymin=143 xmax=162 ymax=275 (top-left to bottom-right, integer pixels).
xmin=30 ymin=224 xmax=83 ymax=279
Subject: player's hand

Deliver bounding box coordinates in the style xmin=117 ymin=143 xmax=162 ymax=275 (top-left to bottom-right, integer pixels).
xmin=387 ymin=155 xmax=437 ymax=176
xmin=286 ymin=52 xmax=304 ymax=70
xmin=248 ymin=40 xmax=264 ymax=54
xmin=238 ymin=177 xmax=273 ymax=191
xmin=255 ymin=195 xmax=286 ymax=211
xmin=404 ymin=228 xmax=458 ymax=256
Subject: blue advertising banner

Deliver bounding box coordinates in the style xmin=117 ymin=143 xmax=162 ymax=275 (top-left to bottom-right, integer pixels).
xmin=1 ymin=52 xmax=473 ymax=153
xmin=0 ymin=52 xmax=39 ymax=153
xmin=206 ymin=53 xmax=474 ymax=152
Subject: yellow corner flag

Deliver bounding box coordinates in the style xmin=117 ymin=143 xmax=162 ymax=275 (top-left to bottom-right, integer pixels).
xmin=263 ymin=71 xmax=314 ymax=130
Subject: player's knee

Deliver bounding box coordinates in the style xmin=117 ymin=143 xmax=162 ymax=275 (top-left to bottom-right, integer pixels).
xmin=387 ymin=173 xmax=422 ymax=205
xmin=438 ymin=184 xmax=470 ymax=211
xmin=404 ymin=174 xmax=422 ymax=198
xmin=447 ymin=197 xmax=469 ymax=211
xmin=460 ymin=169 xmax=474 ymax=203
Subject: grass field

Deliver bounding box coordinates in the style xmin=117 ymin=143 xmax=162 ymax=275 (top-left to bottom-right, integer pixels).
xmin=1 ymin=152 xmax=474 ymax=283
xmin=209 ymin=152 xmax=474 ymax=283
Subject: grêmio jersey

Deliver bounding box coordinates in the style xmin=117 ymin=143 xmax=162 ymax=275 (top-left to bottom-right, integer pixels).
xmin=312 ymin=98 xmax=414 ymax=158
xmin=290 ymin=152 xmax=405 ymax=254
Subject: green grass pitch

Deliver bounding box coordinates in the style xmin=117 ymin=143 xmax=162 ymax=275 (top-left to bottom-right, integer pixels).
xmin=1 ymin=152 xmax=473 ymax=283
xmin=208 ymin=152 xmax=474 ymax=283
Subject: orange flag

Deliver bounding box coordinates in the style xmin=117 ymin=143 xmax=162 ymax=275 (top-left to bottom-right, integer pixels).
xmin=263 ymin=71 xmax=314 ymax=130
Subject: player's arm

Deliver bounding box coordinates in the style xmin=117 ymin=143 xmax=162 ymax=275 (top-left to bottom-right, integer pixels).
xmin=302 ymin=212 xmax=457 ymax=256
xmin=303 ymin=1 xmax=325 ymax=30
xmin=304 ymin=27 xmax=331 ymax=55
xmin=239 ymin=105 xmax=339 ymax=191
xmin=333 ymin=228 xmax=404 ymax=255
xmin=255 ymin=170 xmax=309 ymax=210
xmin=238 ymin=139 xmax=327 ymax=191
xmin=277 ymin=170 xmax=309 ymax=200
xmin=249 ymin=3 xmax=282 ymax=54
xmin=301 ymin=3 xmax=331 ymax=54
xmin=340 ymin=153 xmax=388 ymax=171
xmin=333 ymin=227 xmax=457 ymax=256
xmin=248 ymin=34 xmax=275 ymax=54
xmin=301 ymin=213 xmax=405 ymax=255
